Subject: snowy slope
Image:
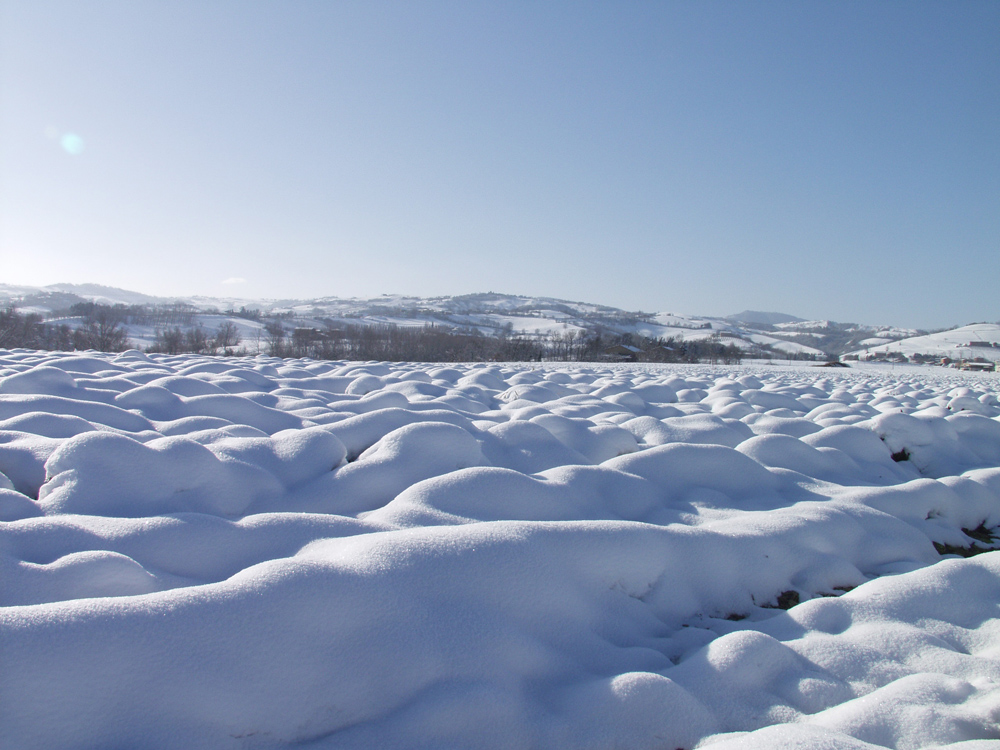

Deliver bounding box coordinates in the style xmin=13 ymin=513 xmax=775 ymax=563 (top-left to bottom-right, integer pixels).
xmin=849 ymin=323 xmax=1000 ymax=362
xmin=0 ymin=284 xmax=917 ymax=357
xmin=2 ymin=351 xmax=1000 ymax=748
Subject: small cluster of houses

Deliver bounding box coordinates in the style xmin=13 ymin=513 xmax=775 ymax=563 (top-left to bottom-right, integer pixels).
xmin=954 ymin=359 xmax=997 ymax=372
xmin=601 ymin=343 xmax=676 ymax=361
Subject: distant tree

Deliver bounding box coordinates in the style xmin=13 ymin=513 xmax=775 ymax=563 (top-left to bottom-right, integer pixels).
xmin=76 ymin=307 xmax=130 ymax=352
xmin=214 ymin=322 xmax=241 ymax=354
xmin=227 ymin=306 xmax=262 ymax=321
xmin=150 ymin=327 xmax=185 ymax=354
xmin=265 ymin=321 xmax=287 ymax=357
xmin=0 ymin=308 xmax=24 ymax=348
xmin=39 ymin=322 xmax=74 ymax=351
xmin=185 ymin=326 xmax=210 ymax=354
xmin=0 ymin=308 xmax=79 ymax=351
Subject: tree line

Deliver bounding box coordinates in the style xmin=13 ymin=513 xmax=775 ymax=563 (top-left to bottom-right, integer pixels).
xmin=1 ymin=304 xmax=764 ymax=363
xmin=0 ymin=307 xmax=129 ymax=352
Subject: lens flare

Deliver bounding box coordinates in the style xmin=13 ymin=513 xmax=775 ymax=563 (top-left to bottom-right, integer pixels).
xmin=60 ymin=133 xmax=85 ymax=155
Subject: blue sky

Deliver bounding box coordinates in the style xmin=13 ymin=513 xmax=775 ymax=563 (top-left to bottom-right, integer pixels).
xmin=1 ymin=1 xmax=997 ymax=329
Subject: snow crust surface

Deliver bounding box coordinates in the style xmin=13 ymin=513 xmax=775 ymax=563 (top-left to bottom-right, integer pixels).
xmin=2 ymin=350 xmax=1000 ymax=749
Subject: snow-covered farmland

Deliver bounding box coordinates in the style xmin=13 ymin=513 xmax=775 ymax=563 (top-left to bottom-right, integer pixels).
xmin=2 ymin=350 xmax=1000 ymax=749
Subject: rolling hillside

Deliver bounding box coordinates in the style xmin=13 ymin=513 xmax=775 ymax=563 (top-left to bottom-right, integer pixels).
xmin=2 ymin=283 xmax=978 ymax=360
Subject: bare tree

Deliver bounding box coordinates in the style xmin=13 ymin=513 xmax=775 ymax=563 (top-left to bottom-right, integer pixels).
xmin=0 ymin=308 xmax=34 ymax=348
xmin=149 ymin=327 xmax=185 ymax=354
xmin=265 ymin=321 xmax=287 ymax=357
xmin=76 ymin=307 xmax=130 ymax=352
xmin=214 ymin=321 xmax=241 ymax=354
xmin=185 ymin=326 xmax=210 ymax=354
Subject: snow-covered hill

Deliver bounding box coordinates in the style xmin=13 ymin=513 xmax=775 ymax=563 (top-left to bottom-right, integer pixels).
xmin=848 ymin=323 xmax=1000 ymax=362
xmin=0 ymin=283 xmax=972 ymax=359
xmin=727 ymin=310 xmax=805 ymax=326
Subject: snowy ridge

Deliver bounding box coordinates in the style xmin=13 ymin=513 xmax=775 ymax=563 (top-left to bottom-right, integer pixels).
xmin=2 ymin=350 xmax=1000 ymax=748
xmin=0 ymin=283 xmax=943 ymax=357
xmin=728 ymin=310 xmax=805 ymax=326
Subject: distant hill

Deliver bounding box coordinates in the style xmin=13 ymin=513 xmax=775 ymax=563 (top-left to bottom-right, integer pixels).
xmin=0 ymin=283 xmax=942 ymax=359
xmin=42 ymin=283 xmax=165 ymax=306
xmin=727 ymin=311 xmax=805 ymax=326
xmin=846 ymin=323 xmax=1000 ymax=362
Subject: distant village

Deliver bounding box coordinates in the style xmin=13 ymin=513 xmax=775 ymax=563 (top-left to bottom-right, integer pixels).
xmin=845 ymin=340 xmax=998 ymax=372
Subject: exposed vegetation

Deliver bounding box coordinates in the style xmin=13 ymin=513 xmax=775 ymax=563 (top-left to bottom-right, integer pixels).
xmin=890 ymin=448 xmax=911 ymax=463
xmin=760 ymin=590 xmax=801 ymax=610
xmin=933 ymin=524 xmax=1000 ymax=558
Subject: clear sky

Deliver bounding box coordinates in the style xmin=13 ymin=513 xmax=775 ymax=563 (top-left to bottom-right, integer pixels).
xmin=1 ymin=1 xmax=997 ymax=329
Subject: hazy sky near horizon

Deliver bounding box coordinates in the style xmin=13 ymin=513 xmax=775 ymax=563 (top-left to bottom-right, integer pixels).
xmin=1 ymin=1 xmax=997 ymax=329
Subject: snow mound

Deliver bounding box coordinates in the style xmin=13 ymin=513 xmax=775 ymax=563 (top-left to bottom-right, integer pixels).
xmin=2 ymin=349 xmax=1000 ymax=749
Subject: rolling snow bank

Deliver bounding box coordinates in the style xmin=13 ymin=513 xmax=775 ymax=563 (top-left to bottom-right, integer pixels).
xmin=2 ymin=351 xmax=1000 ymax=749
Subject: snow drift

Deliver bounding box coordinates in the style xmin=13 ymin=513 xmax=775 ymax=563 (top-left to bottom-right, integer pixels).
xmin=2 ymin=350 xmax=1000 ymax=749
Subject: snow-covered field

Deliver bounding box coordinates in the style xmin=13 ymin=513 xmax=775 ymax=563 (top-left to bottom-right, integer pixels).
xmin=2 ymin=350 xmax=1000 ymax=749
